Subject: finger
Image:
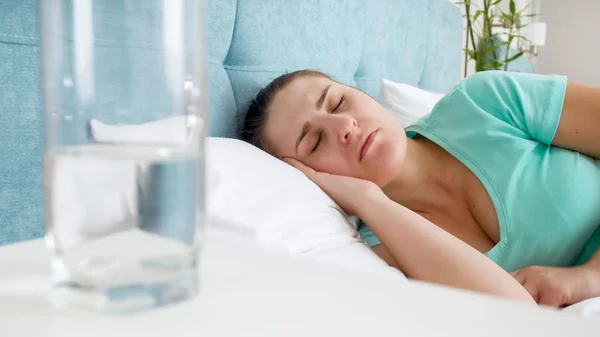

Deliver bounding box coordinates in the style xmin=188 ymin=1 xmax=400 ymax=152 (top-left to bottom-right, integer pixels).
xmin=283 ymin=157 xmax=317 ymax=183
xmin=538 ymin=290 xmax=564 ymax=308
xmin=510 ymin=270 xmax=525 ymax=284
xmin=283 ymin=157 xmax=309 ymax=174
xmin=284 ymin=157 xmax=317 ymax=177
xmin=521 ymin=280 xmax=540 ymax=303
xmin=283 ymin=157 xmax=303 ymax=170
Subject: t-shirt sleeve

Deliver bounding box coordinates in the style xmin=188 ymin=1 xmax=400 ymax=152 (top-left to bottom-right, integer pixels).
xmin=458 ymin=71 xmax=568 ymax=145
xmin=357 ymin=220 xmax=381 ymax=247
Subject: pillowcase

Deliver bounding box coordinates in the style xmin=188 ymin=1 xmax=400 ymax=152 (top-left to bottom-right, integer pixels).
xmin=90 ymin=116 xmax=404 ymax=278
xmin=377 ymin=79 xmax=445 ymax=127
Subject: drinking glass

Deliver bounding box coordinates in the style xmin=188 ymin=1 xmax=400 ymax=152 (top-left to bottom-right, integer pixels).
xmin=39 ymin=0 xmax=207 ymax=313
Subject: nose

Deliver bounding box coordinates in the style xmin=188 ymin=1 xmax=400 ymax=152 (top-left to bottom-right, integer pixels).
xmin=324 ymin=115 xmax=357 ymax=145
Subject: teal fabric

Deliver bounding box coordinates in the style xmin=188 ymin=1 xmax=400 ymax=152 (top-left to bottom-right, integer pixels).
xmin=0 ymin=0 xmax=462 ymax=245
xmin=358 ymin=222 xmax=384 ymax=249
xmin=360 ymin=71 xmax=600 ymax=272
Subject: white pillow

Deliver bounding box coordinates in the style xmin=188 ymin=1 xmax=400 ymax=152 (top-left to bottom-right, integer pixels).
xmin=378 ymin=79 xmax=445 ymax=127
xmin=89 ymin=116 xmax=404 ymax=278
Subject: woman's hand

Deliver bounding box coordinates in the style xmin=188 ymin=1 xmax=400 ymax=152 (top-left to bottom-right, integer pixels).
xmin=284 ymin=158 xmax=386 ymax=216
xmin=511 ymin=265 xmax=600 ymax=308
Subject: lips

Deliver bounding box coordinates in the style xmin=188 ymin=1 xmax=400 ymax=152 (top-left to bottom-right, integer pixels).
xmin=359 ymin=130 xmax=378 ymax=161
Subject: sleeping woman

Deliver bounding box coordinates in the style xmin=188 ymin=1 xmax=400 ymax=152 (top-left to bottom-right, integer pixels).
xmin=240 ymin=70 xmax=600 ymax=307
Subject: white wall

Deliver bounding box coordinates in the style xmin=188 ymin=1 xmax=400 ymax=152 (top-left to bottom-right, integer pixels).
xmin=536 ymin=0 xmax=600 ymax=86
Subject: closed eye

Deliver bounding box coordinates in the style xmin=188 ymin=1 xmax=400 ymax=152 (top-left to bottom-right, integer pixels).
xmin=332 ymin=95 xmax=345 ymax=113
xmin=311 ymin=132 xmax=322 ymax=153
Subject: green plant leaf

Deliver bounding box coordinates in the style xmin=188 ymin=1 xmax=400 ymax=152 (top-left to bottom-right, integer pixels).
xmin=481 ymin=59 xmax=502 ymax=70
xmin=454 ymin=1 xmax=473 ymax=5
xmin=491 ymin=59 xmax=503 ymax=68
xmin=517 ymin=4 xmax=530 ymax=15
xmin=514 ymin=35 xmax=533 ymax=44
xmin=492 ymin=0 xmax=502 ymax=5
xmin=505 ymin=51 xmax=524 ymax=63
xmin=483 ymin=46 xmax=497 ymax=53
xmin=510 ymin=0 xmax=516 ymax=14
xmin=473 ymin=9 xmax=483 ymax=22
xmin=482 ymin=40 xmax=503 ymax=51
xmin=515 ymin=11 xmax=522 ymax=20
xmin=463 ymin=48 xmax=477 ymax=60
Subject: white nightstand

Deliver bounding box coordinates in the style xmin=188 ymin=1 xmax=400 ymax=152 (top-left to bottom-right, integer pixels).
xmin=0 ymin=230 xmax=598 ymax=337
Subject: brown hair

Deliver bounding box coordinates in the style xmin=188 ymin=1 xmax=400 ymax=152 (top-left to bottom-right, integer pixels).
xmin=240 ymin=69 xmax=332 ymax=153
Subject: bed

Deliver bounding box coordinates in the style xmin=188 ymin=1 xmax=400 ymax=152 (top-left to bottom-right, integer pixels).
xmin=1 ymin=0 xmax=598 ymax=318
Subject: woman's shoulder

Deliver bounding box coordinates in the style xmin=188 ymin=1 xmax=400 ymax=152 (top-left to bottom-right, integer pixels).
xmin=406 ymin=83 xmax=467 ymax=131
xmin=457 ymin=70 xmax=511 ymax=89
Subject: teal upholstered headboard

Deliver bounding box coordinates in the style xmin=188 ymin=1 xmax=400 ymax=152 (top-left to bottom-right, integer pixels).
xmin=0 ymin=0 xmax=462 ymax=245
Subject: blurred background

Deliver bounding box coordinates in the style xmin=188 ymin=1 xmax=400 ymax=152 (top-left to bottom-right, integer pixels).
xmin=455 ymin=0 xmax=600 ymax=86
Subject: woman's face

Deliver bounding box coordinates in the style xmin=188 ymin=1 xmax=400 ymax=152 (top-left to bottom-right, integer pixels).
xmin=263 ymin=75 xmax=408 ymax=187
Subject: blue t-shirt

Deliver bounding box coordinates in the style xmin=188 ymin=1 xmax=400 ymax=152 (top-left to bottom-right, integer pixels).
xmin=359 ymin=71 xmax=600 ymax=272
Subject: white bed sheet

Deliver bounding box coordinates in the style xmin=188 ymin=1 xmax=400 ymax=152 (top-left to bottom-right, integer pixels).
xmin=213 ymin=224 xmax=600 ymax=318
xmin=562 ymin=297 xmax=600 ymax=317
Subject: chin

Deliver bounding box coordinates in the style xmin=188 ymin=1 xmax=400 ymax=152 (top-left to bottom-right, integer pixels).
xmin=365 ymin=131 xmax=406 ymax=187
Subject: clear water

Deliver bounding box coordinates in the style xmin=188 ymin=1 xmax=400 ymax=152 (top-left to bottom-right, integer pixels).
xmin=44 ymin=144 xmax=202 ymax=314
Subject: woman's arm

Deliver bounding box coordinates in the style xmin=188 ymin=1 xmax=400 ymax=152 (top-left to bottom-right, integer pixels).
xmin=358 ymin=194 xmax=535 ymax=303
xmin=553 ymin=82 xmax=600 ymax=159
xmin=285 ymin=158 xmax=534 ymax=303
xmin=458 ymin=72 xmax=599 ymax=156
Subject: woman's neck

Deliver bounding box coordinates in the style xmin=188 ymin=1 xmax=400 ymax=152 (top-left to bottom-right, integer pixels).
xmin=382 ymin=136 xmax=455 ymax=213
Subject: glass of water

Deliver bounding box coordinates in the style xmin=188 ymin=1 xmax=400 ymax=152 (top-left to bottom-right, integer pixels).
xmin=39 ymin=0 xmax=207 ymax=313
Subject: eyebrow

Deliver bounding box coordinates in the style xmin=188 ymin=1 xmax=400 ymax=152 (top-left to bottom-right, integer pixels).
xmin=316 ymin=85 xmax=332 ymax=110
xmin=295 ymin=85 xmax=331 ymax=154
xmin=295 ymin=121 xmax=311 ymax=154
